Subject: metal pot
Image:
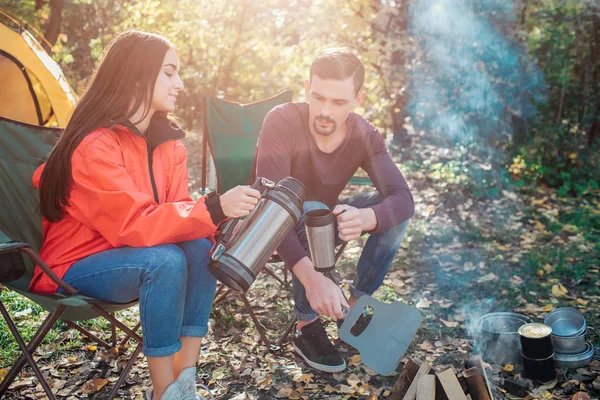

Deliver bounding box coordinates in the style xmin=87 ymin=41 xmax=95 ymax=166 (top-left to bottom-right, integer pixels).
xmin=554 ymin=341 xmax=595 ymax=368
xmin=478 ymin=312 xmax=533 ymax=365
xmin=551 ymin=329 xmax=587 ymax=355
xmin=544 ymin=308 xmax=586 ymax=337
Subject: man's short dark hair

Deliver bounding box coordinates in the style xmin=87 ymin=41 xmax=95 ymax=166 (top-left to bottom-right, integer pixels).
xmin=310 ymin=48 xmax=365 ymax=95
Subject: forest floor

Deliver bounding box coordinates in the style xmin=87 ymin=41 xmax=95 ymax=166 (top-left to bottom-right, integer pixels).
xmin=1 ymin=136 xmax=599 ymax=399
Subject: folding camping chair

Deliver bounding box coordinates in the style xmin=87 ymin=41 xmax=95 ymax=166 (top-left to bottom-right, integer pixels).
xmin=202 ymin=90 xmax=297 ymax=350
xmin=0 ymin=116 xmax=142 ymax=399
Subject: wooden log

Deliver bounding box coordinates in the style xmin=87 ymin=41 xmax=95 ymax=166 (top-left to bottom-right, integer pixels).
xmin=401 ymin=364 xmax=432 ymax=400
xmin=389 ymin=359 xmax=421 ymax=400
xmin=457 ymin=374 xmax=468 ymax=393
xmin=466 ymin=356 xmax=494 ymax=400
xmin=463 ymin=367 xmax=491 ymax=400
xmin=436 ymin=368 xmax=468 ymax=400
xmin=416 ymin=375 xmax=436 ymax=400
xmin=435 ymin=374 xmax=448 ymax=400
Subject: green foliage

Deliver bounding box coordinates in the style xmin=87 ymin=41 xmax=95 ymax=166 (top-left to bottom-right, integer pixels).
xmin=3 ymin=0 xmax=599 ymax=199
xmin=3 ymin=0 xmax=387 ymax=133
xmin=517 ymin=0 xmax=600 ymax=196
xmin=511 ymin=119 xmax=599 ymax=197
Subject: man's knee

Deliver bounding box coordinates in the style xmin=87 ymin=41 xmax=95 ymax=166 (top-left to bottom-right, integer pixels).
xmin=302 ymin=201 xmax=329 ymax=214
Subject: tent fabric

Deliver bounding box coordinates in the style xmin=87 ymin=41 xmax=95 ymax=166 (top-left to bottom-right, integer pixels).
xmin=204 ymin=90 xmax=293 ymax=193
xmin=0 ymin=10 xmax=77 ymax=127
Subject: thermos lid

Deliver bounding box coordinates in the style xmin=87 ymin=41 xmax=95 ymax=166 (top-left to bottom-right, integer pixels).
xmin=519 ymin=323 xmax=552 ymax=339
xmin=276 ymin=177 xmax=307 ymax=204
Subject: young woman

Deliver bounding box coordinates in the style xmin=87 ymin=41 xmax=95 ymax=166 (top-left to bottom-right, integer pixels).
xmin=33 ymin=31 xmax=261 ymax=400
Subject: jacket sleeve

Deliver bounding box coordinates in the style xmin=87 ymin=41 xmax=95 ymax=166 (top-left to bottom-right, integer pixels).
xmin=67 ymin=136 xmax=218 ymax=248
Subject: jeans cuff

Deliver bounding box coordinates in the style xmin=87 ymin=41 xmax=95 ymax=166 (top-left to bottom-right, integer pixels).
xmin=349 ymin=285 xmax=370 ymax=300
xmin=143 ymin=340 xmax=182 ymax=358
xmin=294 ymin=307 xmax=318 ymax=322
xmin=181 ymin=325 xmax=209 ymax=337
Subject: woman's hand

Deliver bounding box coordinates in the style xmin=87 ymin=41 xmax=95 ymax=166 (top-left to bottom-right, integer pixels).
xmin=219 ymin=185 xmax=261 ymax=218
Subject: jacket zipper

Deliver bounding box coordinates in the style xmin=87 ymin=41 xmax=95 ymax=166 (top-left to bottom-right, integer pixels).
xmin=144 ymin=137 xmax=160 ymax=203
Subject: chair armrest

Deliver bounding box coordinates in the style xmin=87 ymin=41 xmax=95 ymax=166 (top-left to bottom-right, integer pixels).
xmin=17 ymin=247 xmax=80 ymax=295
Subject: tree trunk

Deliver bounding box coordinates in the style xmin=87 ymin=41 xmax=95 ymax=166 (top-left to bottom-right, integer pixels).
xmin=391 ymin=0 xmax=412 ymax=148
xmin=42 ymin=0 xmax=64 ymax=54
xmin=587 ymin=13 xmax=600 ymax=145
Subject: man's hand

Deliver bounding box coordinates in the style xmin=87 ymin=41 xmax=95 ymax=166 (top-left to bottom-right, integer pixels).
xmin=333 ymin=205 xmax=377 ymax=242
xmin=304 ymin=272 xmax=349 ymax=319
xmin=292 ymin=257 xmax=349 ymax=319
xmin=219 ymin=185 xmax=261 ymax=218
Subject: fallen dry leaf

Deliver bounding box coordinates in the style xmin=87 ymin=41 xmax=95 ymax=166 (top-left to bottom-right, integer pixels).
xmin=416 ymin=298 xmax=431 ymax=309
xmin=543 ymin=304 xmax=554 ymax=312
xmin=348 ymin=354 xmax=362 ymax=367
xmin=81 ymin=378 xmax=109 ymax=393
xmin=477 ymin=273 xmax=498 ymax=283
xmin=571 ymin=392 xmax=590 ymax=400
xmin=441 ymin=319 xmax=459 ymax=328
xmin=339 ymin=384 xmax=356 ymax=394
xmin=552 ymin=283 xmax=569 ymax=297
xmin=292 ymin=373 xmax=313 ymax=384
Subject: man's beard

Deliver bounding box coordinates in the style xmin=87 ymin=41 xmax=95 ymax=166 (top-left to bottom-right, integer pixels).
xmin=313 ymin=116 xmax=337 ymax=136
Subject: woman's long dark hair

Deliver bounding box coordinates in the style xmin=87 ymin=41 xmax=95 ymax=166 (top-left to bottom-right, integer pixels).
xmin=40 ymin=31 xmax=173 ymax=221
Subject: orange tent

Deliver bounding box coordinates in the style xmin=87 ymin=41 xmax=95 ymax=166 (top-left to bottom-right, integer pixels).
xmin=0 ymin=8 xmax=77 ymax=127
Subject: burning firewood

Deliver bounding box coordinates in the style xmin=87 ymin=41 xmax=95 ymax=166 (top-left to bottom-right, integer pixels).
xmin=390 ymin=357 xmax=496 ymax=400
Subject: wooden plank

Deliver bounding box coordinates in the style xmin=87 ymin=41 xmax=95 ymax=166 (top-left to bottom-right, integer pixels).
xmin=388 ymin=359 xmax=421 ymax=400
xmin=436 ymin=368 xmax=468 ymax=400
xmin=416 ymin=374 xmax=436 ymax=400
xmin=466 ymin=356 xmax=494 ymax=400
xmin=463 ymin=367 xmax=491 ymax=400
xmin=402 ymin=364 xmax=432 ymax=400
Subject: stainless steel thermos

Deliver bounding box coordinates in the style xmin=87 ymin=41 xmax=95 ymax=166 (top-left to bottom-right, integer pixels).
xmin=209 ymin=177 xmax=306 ymax=292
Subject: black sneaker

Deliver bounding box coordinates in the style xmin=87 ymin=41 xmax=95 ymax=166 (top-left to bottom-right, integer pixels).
xmin=293 ymin=319 xmax=347 ymax=373
xmin=336 ymin=312 xmax=373 ymax=336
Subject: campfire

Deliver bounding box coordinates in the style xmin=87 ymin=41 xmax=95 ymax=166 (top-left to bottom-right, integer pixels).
xmin=388 ymin=356 xmax=494 ymax=400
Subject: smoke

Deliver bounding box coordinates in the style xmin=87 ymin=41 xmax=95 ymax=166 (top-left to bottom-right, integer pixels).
xmin=408 ymin=0 xmax=547 ymax=146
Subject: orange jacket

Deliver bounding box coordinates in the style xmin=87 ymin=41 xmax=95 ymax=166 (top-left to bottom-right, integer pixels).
xmin=30 ymin=119 xmax=224 ymax=294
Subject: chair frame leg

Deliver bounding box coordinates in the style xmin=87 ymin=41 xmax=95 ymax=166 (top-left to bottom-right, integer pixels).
xmin=238 ymin=293 xmax=273 ymax=349
xmin=107 ymin=342 xmax=143 ymax=400
xmin=63 ymin=320 xmax=112 ymax=349
xmin=0 ymin=301 xmax=65 ymax=399
xmin=213 ymin=284 xmax=231 ymax=305
xmin=117 ymin=322 xmax=141 ymax=349
xmin=1 ymin=244 xmax=144 ymax=398
xmin=275 ymin=317 xmax=297 ymax=349
xmin=261 ymin=265 xmax=285 ymax=286
xmin=110 ymin=312 xmax=117 ymax=345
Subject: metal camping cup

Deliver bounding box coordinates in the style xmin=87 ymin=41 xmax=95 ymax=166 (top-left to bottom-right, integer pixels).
xmin=209 ymin=177 xmax=306 ymax=292
xmin=304 ymin=209 xmax=337 ymax=273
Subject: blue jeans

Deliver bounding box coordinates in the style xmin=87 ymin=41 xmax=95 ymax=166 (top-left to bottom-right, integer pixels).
xmin=292 ymin=192 xmax=409 ymax=321
xmin=58 ymin=238 xmax=216 ymax=357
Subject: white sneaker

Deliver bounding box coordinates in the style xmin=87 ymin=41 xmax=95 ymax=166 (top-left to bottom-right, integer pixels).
xmin=146 ymin=379 xmax=197 ymax=400
xmin=176 ymin=366 xmax=214 ymax=400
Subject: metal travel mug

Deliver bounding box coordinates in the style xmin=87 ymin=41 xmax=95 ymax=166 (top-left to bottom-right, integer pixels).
xmin=304 ymin=209 xmax=336 ymax=273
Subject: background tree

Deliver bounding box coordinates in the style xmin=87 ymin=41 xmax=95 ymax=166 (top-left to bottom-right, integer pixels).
xmin=2 ymin=0 xmax=598 ymax=197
